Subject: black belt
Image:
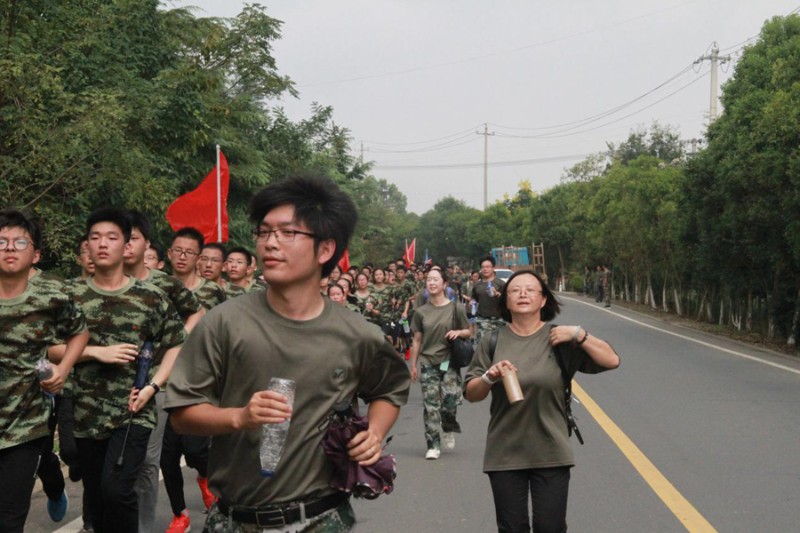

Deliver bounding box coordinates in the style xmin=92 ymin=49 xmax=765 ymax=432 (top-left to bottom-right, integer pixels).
xmin=477 ymin=315 xmax=500 ymax=320
xmin=217 ymin=492 xmax=348 ymax=528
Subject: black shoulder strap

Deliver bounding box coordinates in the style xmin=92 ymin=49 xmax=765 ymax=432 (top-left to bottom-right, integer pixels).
xmin=550 ymin=325 xmax=584 ymax=445
xmin=488 ymin=329 xmax=499 ymax=361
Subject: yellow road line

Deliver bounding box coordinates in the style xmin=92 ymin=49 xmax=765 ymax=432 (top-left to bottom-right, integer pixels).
xmin=573 ymin=381 xmax=718 ymax=533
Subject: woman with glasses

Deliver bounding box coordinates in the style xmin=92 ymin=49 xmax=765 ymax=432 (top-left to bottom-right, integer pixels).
xmin=409 ymin=267 xmax=471 ymax=460
xmin=464 ymin=270 xmax=620 ymax=533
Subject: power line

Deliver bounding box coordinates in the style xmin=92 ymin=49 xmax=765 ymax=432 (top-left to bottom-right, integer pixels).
xmin=366 ymin=133 xmax=479 ymax=154
xmin=363 ymin=124 xmax=483 ymax=146
xmin=490 ymin=63 xmax=696 ymax=134
xmin=375 ymin=153 xmax=591 ymax=171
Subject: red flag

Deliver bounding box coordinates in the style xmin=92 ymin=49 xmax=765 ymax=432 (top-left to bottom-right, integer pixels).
xmin=403 ymin=238 xmax=416 ymax=267
xmin=166 ymin=150 xmax=230 ymax=243
xmin=338 ymin=249 xmax=350 ymax=272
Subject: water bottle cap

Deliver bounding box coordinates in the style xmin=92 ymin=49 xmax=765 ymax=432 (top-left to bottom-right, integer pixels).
xmin=260 ymin=469 xmax=276 ymax=478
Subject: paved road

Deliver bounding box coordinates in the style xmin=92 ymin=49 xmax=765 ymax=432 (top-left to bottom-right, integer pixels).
xmin=27 ymin=293 xmax=800 ymax=532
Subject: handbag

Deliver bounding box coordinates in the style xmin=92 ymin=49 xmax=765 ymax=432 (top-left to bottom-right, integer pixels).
xmin=448 ymin=302 xmax=474 ymax=369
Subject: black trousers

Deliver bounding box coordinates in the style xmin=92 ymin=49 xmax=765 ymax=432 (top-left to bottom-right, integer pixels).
xmin=160 ymin=419 xmax=210 ymax=516
xmin=76 ymin=424 xmax=151 ymax=533
xmin=488 ymin=466 xmax=571 ymax=533
xmin=0 ymin=437 xmax=46 ymax=533
xmin=37 ymin=395 xmax=65 ymax=502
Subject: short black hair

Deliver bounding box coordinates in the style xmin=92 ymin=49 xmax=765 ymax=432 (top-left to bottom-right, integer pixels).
xmin=202 ymin=242 xmax=228 ymax=260
xmin=148 ymin=243 xmax=164 ymax=262
xmin=396 ymin=264 xmax=407 ymax=273
xmin=249 ymin=173 xmax=357 ymax=277
xmin=86 ymin=207 xmax=132 ymax=242
xmin=227 ymin=246 xmax=253 ymax=264
xmin=127 ymin=211 xmax=153 ymax=241
xmin=480 ymin=255 xmax=496 ymax=267
xmin=427 ymin=265 xmax=448 ymax=282
xmin=499 ymin=270 xmax=560 ymax=322
xmin=0 ymin=208 xmax=43 ymax=250
xmin=173 ymin=227 xmax=204 ymax=251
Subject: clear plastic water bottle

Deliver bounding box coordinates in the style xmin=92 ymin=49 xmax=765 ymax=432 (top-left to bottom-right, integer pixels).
xmin=259 ymin=377 xmax=296 ymax=477
xmin=35 ymin=358 xmax=55 ymax=398
xmin=401 ymin=319 xmax=410 ymax=334
xmin=470 ymin=300 xmax=477 ymax=316
xmin=487 ymin=280 xmax=494 ymax=297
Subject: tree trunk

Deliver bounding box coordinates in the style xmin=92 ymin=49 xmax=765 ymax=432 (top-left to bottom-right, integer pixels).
xmin=673 ymin=286 xmax=682 ymax=316
xmin=718 ymin=294 xmax=724 ymax=326
xmin=646 ymin=273 xmax=656 ymax=310
xmin=788 ymin=288 xmax=800 ymax=346
xmin=745 ymin=289 xmax=752 ymax=332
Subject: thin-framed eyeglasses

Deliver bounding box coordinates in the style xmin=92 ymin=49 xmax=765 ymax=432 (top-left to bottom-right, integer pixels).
xmin=199 ymin=256 xmax=223 ymax=264
xmin=508 ymin=287 xmax=543 ymax=296
xmin=0 ymin=238 xmax=32 ymax=251
xmin=169 ymin=248 xmax=200 ymax=257
xmin=253 ymin=228 xmax=316 ymax=243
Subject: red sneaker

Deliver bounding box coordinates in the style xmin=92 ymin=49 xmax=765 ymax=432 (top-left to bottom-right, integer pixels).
xmin=404 ymin=348 xmax=411 ymax=360
xmin=166 ymin=511 xmax=190 ymax=533
xmin=196 ymin=477 xmax=217 ymax=510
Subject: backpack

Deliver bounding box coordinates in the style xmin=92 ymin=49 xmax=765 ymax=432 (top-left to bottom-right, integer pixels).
xmin=488 ymin=327 xmax=584 ymax=445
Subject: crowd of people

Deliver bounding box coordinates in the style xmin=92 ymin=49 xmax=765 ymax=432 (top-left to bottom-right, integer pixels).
xmin=1 ymin=173 xmax=620 ymax=533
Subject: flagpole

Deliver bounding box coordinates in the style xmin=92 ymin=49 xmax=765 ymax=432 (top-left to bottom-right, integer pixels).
xmin=216 ymin=144 xmax=222 ymax=243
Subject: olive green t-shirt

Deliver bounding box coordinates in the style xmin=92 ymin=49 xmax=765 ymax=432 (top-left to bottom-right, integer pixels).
xmin=164 ymin=291 xmax=411 ymax=507
xmin=411 ymin=300 xmax=469 ymax=366
xmin=464 ymin=325 xmax=610 ymax=471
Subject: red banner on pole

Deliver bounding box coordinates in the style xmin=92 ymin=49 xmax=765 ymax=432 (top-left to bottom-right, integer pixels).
xmin=166 ymin=151 xmax=230 ymax=243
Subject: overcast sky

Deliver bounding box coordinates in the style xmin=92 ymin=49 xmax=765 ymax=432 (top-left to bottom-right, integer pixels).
xmin=171 ymin=0 xmax=797 ymax=214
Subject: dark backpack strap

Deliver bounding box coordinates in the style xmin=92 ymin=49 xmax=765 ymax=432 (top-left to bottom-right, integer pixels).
xmin=549 ymin=325 xmax=584 ymax=445
xmin=488 ymin=328 xmax=499 ymax=361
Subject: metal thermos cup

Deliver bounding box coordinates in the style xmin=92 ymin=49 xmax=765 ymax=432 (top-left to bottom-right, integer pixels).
xmin=502 ymin=369 xmax=524 ymax=404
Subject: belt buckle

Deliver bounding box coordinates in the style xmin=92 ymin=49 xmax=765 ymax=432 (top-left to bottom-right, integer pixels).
xmin=255 ymin=508 xmax=287 ymax=528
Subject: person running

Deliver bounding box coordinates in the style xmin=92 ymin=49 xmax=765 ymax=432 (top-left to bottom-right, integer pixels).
xmin=123 ymin=211 xmax=203 ymax=533
xmin=409 ymin=267 xmax=471 ymax=459
xmin=464 ymin=270 xmax=620 ymax=532
xmin=199 ymin=243 xmax=246 ymax=298
xmin=226 ymin=247 xmax=266 ymax=292
xmin=167 ymin=227 xmax=226 ymax=311
xmin=471 ymin=255 xmax=506 ymax=345
xmin=144 ymin=244 xmax=164 ymax=271
xmin=165 ymin=173 xmax=410 ymax=532
xmin=53 ymin=207 xmax=185 ymax=533
xmin=0 ymin=209 xmax=89 ymax=533
xmin=162 ymin=228 xmax=225 ymax=532
xmin=76 ymin=240 xmax=95 ymax=279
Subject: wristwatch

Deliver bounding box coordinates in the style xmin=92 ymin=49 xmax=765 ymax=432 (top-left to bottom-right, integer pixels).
xmin=145 ymin=381 xmax=161 ymax=394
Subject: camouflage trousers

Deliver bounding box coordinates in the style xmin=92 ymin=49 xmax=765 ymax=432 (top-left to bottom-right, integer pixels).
xmin=419 ymin=364 xmax=462 ymax=450
xmin=474 ymin=317 xmax=506 ymax=346
xmin=203 ymin=500 xmax=355 ymax=533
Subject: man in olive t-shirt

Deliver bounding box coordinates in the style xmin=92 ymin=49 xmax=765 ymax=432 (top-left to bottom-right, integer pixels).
xmin=166 ymin=175 xmax=410 ymax=532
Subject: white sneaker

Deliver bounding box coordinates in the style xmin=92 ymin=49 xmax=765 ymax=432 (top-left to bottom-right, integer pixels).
xmin=442 ymin=433 xmax=456 ymax=450
xmin=425 ymin=448 xmax=441 ymax=460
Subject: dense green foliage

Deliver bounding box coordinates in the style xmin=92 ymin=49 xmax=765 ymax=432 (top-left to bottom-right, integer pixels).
xmin=3 ymin=3 xmax=798 ymax=345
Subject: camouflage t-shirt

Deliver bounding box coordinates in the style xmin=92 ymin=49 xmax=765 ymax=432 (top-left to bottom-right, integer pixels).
xmin=192 ymin=278 xmax=226 ymax=311
xmin=0 ymin=281 xmax=86 ymax=450
xmin=223 ymin=281 xmax=247 ymax=299
xmin=146 ymin=268 xmax=201 ymax=322
xmin=66 ymin=276 xmax=185 ymax=439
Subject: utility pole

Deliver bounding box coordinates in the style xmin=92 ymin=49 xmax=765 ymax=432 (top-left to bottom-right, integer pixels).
xmin=476 ymin=123 xmax=495 ymax=209
xmin=695 ymin=42 xmax=730 ymax=122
